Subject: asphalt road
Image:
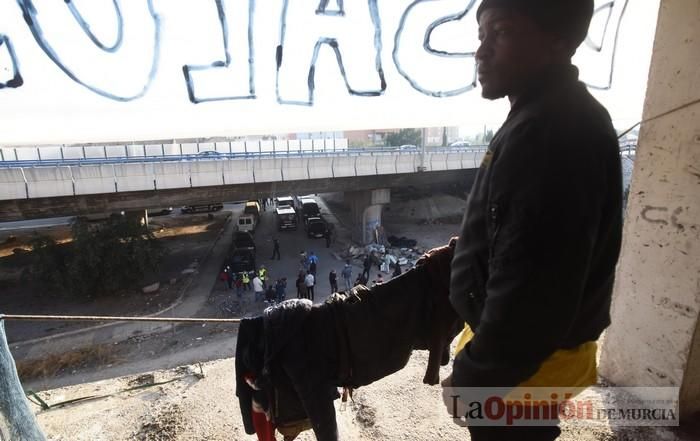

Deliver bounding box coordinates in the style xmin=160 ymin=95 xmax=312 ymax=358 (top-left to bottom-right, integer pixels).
xmin=0 ymin=216 xmax=75 ymax=231
xmin=225 ymin=197 xmax=346 ymax=299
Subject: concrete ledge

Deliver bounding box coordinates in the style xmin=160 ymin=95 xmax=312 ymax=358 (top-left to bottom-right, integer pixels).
xmin=254 ymin=158 xmax=283 ymax=183
xmin=332 ymin=156 xmax=355 ymax=178
xmin=428 ymin=153 xmax=449 ymax=172
xmin=222 ymin=160 xmax=254 ymax=185
xmin=25 ymin=166 xmax=74 ymax=198
xmin=114 ymin=163 xmax=156 ymax=192
xmin=154 ymin=162 xmax=191 ymax=190
xmin=308 ymin=157 xmax=333 ymax=179
xmin=396 ymin=154 xmax=416 ymax=173
xmin=73 ymin=164 xmax=117 ymax=195
xmin=355 ymin=156 xmax=376 ymax=176
xmin=0 ymin=168 xmax=27 ymax=200
xmin=376 ymin=155 xmax=396 ymax=175
xmin=190 ymin=161 xmax=223 ymax=187
xmin=281 ymin=157 xmax=308 ymax=181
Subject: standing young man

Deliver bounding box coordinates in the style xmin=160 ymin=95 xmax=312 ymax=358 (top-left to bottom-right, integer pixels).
xmin=440 ymin=1 xmax=623 ymax=440
xmin=341 ymin=261 xmax=353 ymax=291
xmin=304 ymin=271 xmax=316 ymax=301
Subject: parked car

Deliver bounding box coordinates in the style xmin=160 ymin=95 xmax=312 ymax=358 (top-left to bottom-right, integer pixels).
xmin=449 ymin=141 xmax=471 ymax=148
xmin=232 ymin=231 xmax=256 ymax=253
xmin=275 ymin=196 xmax=295 ymax=208
xmin=228 ymin=248 xmax=256 ymax=273
xmin=244 ymin=201 xmax=261 ymax=218
xmin=237 ymin=214 xmax=257 ymax=232
xmin=300 ymin=198 xmax=321 ymax=223
xmin=276 ymin=206 xmax=297 ymax=231
xmin=305 ymin=216 xmax=327 ymax=238
xmin=180 ymin=203 xmax=223 ymax=214
xmin=398 ymin=144 xmax=418 ymax=151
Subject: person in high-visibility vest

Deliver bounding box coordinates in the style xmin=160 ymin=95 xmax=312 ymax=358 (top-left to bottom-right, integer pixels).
xmin=241 ymin=272 xmax=250 ymax=291
xmin=258 ymin=266 xmax=268 ymax=288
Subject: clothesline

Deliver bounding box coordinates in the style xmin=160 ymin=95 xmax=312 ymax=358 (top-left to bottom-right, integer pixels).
xmin=0 ymin=314 xmax=241 ymax=323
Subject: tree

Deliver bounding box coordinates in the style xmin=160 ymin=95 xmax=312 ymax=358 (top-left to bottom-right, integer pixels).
xmin=483 ymin=129 xmax=495 ymax=143
xmin=385 ymin=128 xmax=422 ymax=147
xmin=29 ymin=216 xmax=163 ymax=298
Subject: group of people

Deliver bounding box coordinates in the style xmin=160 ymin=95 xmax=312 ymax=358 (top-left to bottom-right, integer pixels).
xmin=219 ymin=265 xmax=287 ymax=305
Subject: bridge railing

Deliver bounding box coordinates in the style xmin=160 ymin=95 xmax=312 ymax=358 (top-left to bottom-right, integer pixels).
xmin=0 ymin=143 xmax=489 ymax=168
xmin=0 ymin=147 xmax=488 ymax=201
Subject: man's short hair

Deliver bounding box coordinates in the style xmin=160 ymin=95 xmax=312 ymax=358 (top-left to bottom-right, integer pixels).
xmin=476 ymin=0 xmax=594 ymax=52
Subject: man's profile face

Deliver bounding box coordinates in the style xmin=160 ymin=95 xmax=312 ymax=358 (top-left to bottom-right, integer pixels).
xmin=476 ymin=8 xmax=558 ymax=100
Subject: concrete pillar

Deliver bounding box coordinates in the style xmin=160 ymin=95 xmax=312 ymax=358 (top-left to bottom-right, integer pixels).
xmin=599 ymin=0 xmax=700 ymax=420
xmin=346 ymin=189 xmax=390 ymax=244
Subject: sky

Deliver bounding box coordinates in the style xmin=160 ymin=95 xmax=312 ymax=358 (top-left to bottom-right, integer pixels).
xmin=0 ymin=0 xmax=660 ymax=146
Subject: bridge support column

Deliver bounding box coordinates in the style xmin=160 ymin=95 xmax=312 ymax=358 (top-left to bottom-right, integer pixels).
xmin=345 ymin=189 xmax=390 ymax=244
xmin=599 ymin=0 xmax=700 ymax=420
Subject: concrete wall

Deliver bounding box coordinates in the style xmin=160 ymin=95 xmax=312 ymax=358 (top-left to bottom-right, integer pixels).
xmin=599 ymin=0 xmax=700 ymax=419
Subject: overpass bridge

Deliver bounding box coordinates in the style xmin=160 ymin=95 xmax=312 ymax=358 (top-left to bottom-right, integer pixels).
xmin=0 ymin=145 xmax=487 ymax=240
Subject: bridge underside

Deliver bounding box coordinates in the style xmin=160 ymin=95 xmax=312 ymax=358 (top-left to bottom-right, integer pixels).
xmin=0 ymin=169 xmax=476 ymax=221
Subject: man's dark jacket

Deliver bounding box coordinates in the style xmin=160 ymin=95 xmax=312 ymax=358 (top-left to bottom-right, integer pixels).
xmin=449 ymin=64 xmax=623 ymax=387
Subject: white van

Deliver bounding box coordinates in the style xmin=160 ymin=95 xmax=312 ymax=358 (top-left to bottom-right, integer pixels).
xmin=237 ymin=214 xmax=257 ymax=232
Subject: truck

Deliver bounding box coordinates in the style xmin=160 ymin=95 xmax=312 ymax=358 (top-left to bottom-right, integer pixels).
xmin=275 ymin=196 xmax=295 ymax=208
xmin=299 ymin=197 xmax=321 ymax=224
xmin=275 ymin=206 xmax=297 ymax=231
xmin=305 ymin=216 xmax=327 ymax=238
xmin=181 ymin=203 xmax=223 ymax=214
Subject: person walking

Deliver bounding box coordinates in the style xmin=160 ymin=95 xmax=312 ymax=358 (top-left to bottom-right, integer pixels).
xmin=308 ymin=251 xmax=319 ymax=276
xmin=341 ymin=261 xmax=353 ymax=291
xmin=252 ymin=274 xmax=264 ymax=302
xmin=304 ymin=271 xmax=315 ymax=302
xmin=323 ymin=228 xmax=331 ymax=248
xmin=329 ymin=269 xmax=338 ymax=294
xmin=340 ymin=260 xmax=352 ymax=291
xmin=299 ymin=250 xmax=308 ymax=272
xmin=219 ymin=268 xmax=230 ymax=290
xmin=271 ymin=238 xmax=281 ymax=260
xmin=225 ymin=266 xmax=233 ymax=289
xmin=362 ymin=254 xmax=372 ymax=280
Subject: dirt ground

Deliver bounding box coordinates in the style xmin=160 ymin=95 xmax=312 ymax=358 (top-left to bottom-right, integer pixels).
xmin=33 ymin=350 xmax=696 ymax=441
xmin=0 ymin=212 xmax=229 ymax=343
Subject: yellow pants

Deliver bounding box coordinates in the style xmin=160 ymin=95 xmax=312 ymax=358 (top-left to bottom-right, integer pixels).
xmin=454 ymin=324 xmax=597 ymax=391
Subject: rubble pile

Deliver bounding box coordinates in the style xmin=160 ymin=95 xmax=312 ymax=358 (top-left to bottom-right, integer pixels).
xmin=341 ymin=240 xmax=427 ymax=274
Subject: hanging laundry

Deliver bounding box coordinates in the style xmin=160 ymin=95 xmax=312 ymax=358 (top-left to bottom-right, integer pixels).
xmin=234 ymin=248 xmax=460 ymax=441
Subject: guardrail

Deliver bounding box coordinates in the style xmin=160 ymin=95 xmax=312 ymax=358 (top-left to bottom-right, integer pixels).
xmin=0 ymin=148 xmax=489 ymax=201
xmin=0 ymin=145 xmax=489 ymax=168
